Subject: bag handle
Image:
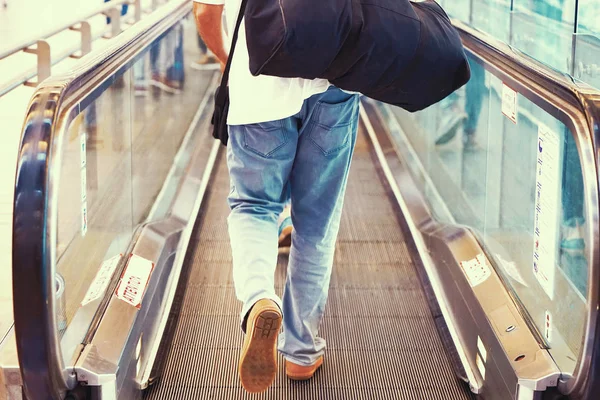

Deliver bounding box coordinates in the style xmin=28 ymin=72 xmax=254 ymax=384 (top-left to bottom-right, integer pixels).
xmin=218 ymin=0 xmax=249 ymax=95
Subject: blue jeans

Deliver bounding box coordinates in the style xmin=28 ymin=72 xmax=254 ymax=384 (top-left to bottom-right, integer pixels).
xmin=227 ymin=86 xmax=360 ymax=366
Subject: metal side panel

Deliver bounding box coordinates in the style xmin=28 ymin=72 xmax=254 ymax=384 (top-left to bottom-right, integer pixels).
xmin=76 ymin=219 xmax=183 ymax=391
xmin=361 ymin=99 xmax=561 ymax=400
xmin=142 ymin=122 xmax=474 ymax=399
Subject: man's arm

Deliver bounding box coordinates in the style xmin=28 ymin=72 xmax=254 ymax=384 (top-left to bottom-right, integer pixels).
xmin=193 ymin=1 xmax=228 ymax=65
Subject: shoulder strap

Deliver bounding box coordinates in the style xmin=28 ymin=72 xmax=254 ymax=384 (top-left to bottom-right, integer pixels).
xmin=219 ymin=0 xmax=249 ymax=91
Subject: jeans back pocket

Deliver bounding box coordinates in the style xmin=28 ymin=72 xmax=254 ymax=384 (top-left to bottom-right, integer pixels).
xmin=243 ymin=120 xmax=289 ymax=158
xmin=309 ymin=95 xmax=358 ymax=157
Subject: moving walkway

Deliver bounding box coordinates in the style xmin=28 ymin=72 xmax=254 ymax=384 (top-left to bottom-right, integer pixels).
xmin=2 ymin=1 xmax=600 ymax=399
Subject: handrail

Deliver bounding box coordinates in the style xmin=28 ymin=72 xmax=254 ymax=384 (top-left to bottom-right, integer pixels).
xmin=0 ymin=0 xmax=133 ymax=60
xmin=12 ymin=0 xmax=190 ymax=398
xmin=452 ymin=20 xmax=600 ymax=400
xmin=0 ymin=0 xmax=144 ymax=98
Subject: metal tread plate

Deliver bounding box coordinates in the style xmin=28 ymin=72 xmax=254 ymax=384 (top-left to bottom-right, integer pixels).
xmin=144 ymin=127 xmax=474 ymax=399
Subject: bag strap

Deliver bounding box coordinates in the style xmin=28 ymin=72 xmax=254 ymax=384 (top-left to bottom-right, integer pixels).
xmin=219 ymin=0 xmax=249 ymax=93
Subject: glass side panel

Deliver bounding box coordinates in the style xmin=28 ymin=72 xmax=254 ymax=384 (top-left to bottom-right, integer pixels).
xmin=511 ymin=0 xmax=576 ymax=73
xmin=440 ymin=0 xmax=471 ymax=23
xmin=482 ymin=80 xmax=587 ymax=371
xmin=471 ymin=0 xmax=511 ymax=43
xmin=54 ymin=16 xmax=215 ymax=365
xmin=131 ymin=21 xmax=213 ymax=224
xmin=574 ymin=1 xmax=600 ymax=90
xmin=56 ymin=72 xmax=134 ymax=343
xmin=383 ymin=51 xmax=589 ymax=374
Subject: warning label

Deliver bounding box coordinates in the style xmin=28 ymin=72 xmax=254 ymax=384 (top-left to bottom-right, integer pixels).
xmin=116 ymin=254 xmax=154 ymax=309
xmin=544 ymin=310 xmax=553 ymax=343
xmin=461 ymin=254 xmax=492 ymax=287
xmin=80 ymin=132 xmax=87 ymax=236
xmin=501 ymin=84 xmax=518 ymax=124
xmin=81 ymin=254 xmax=122 ymax=306
xmin=532 ymin=123 xmax=562 ymax=300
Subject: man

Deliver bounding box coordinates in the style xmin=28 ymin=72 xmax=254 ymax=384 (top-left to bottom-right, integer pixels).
xmin=193 ymin=0 xmax=359 ymax=393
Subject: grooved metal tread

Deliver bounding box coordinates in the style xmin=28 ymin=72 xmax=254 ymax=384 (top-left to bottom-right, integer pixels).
xmin=144 ymin=126 xmax=474 ymax=399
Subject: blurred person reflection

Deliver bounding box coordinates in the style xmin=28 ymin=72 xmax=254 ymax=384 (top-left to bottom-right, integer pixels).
xmin=149 ymin=26 xmax=182 ymax=94
xmin=435 ymin=58 xmax=485 ymax=150
xmin=559 ymin=130 xmax=587 ymax=296
xmin=191 ymin=34 xmax=220 ymax=70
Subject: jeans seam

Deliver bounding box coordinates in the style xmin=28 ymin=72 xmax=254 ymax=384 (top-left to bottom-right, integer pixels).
xmin=314 ymin=121 xmax=352 ymax=130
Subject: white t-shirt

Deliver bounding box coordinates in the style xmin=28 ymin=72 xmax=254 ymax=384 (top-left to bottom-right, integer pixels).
xmin=193 ymin=0 xmax=330 ymax=125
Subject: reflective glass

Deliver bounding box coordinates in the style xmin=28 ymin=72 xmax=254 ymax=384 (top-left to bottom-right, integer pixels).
xmin=390 ymin=57 xmax=491 ymax=228
xmin=482 ymin=87 xmax=586 ymax=373
xmin=440 ymin=0 xmax=471 ymax=23
xmin=574 ymin=0 xmax=600 ymax=89
xmin=57 ymin=71 xmax=134 ymax=341
xmin=471 ymin=0 xmax=511 ymax=43
xmin=130 ymin=21 xmax=214 ymax=224
xmin=511 ymin=0 xmax=576 ymax=73
xmin=382 ymin=51 xmax=589 ymax=374
xmin=54 ymin=16 xmax=216 ymax=365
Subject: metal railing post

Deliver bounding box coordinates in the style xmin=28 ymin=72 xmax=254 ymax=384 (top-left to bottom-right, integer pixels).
xmin=134 ymin=0 xmax=142 ymax=22
xmin=111 ymin=7 xmax=122 ymax=37
xmin=69 ymin=21 xmax=92 ymax=58
xmin=103 ymin=7 xmax=122 ymax=39
xmin=23 ymin=40 xmax=51 ymax=86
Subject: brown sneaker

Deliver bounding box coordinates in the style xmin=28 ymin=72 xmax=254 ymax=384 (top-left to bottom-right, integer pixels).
xmin=277 ymin=205 xmax=292 ymax=249
xmin=278 ymin=225 xmax=293 ymax=248
xmin=285 ymin=356 xmax=323 ymax=381
xmin=239 ymin=299 xmax=282 ymax=393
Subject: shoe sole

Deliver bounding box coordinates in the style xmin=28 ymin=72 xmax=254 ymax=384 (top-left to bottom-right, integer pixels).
xmin=286 ymin=358 xmax=323 ymax=381
xmin=239 ymin=308 xmax=282 ymax=393
xmin=278 ymin=226 xmax=293 ymax=248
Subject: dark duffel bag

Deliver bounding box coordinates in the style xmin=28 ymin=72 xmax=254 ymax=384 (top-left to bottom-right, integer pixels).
xmin=245 ymin=0 xmax=470 ymax=112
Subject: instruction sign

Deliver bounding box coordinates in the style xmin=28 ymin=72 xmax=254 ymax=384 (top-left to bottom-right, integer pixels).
xmin=81 ymin=254 xmax=122 ymax=306
xmin=460 ymin=254 xmax=491 ymax=287
xmin=116 ymin=254 xmax=154 ymax=309
xmin=544 ymin=310 xmax=553 ymax=343
xmin=532 ymin=123 xmax=562 ymax=300
xmin=80 ymin=132 xmax=87 ymax=236
xmin=501 ymin=84 xmax=518 ymax=124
